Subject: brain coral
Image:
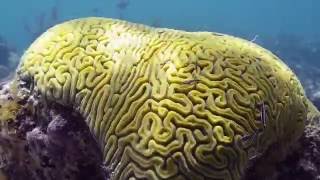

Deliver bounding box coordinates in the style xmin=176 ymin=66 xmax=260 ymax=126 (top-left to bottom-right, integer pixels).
xmin=17 ymin=17 xmax=308 ymax=180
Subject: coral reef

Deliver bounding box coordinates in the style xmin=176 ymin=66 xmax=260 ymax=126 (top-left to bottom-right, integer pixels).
xmin=0 ymin=17 xmax=318 ymax=180
xmin=0 ymin=66 xmax=9 ymax=81
xmin=274 ymin=114 xmax=320 ymax=180
xmin=259 ymin=34 xmax=320 ymax=109
xmin=243 ymin=101 xmax=320 ymax=180
xmin=0 ymin=37 xmax=19 ymax=80
xmin=0 ymin=38 xmax=10 ymax=67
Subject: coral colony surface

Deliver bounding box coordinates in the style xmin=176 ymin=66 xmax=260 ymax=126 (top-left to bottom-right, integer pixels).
xmin=0 ymin=17 xmax=320 ymax=180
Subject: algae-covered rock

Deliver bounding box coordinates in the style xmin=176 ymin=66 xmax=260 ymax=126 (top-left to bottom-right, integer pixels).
xmin=0 ymin=81 xmax=107 ymax=180
xmin=0 ymin=17 xmax=318 ymax=180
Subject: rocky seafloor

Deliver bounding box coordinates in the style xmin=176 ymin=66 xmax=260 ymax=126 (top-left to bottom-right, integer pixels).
xmin=0 ymin=35 xmax=320 ymax=180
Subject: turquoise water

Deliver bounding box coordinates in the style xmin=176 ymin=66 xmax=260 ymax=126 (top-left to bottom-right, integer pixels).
xmin=0 ymin=0 xmax=319 ymax=103
xmin=0 ymin=0 xmax=319 ymax=51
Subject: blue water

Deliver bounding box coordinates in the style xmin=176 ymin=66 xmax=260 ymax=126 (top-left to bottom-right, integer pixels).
xmin=1 ymin=0 xmax=320 ymax=98
xmin=0 ymin=0 xmax=319 ymax=51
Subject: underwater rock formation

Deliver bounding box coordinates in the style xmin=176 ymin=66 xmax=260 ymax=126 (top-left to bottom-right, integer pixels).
xmin=0 ymin=17 xmax=319 ymax=180
xmin=0 ymin=81 xmax=107 ymax=180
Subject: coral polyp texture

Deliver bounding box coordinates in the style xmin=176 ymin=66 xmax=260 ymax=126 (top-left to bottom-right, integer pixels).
xmin=16 ymin=17 xmax=308 ymax=180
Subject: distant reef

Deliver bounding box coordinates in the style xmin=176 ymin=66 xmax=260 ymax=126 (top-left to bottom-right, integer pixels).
xmin=0 ymin=37 xmax=19 ymax=80
xmin=0 ymin=17 xmax=320 ymax=180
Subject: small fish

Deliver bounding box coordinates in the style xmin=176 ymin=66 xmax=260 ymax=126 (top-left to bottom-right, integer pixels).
xmin=183 ymin=79 xmax=200 ymax=84
xmin=250 ymin=35 xmax=259 ymax=42
xmin=51 ymin=5 xmax=58 ymax=21
xmin=241 ymin=132 xmax=258 ymax=144
xmin=159 ymin=59 xmax=171 ymax=67
xmin=249 ymin=152 xmax=263 ymax=161
xmin=260 ymin=102 xmax=267 ymax=129
xmin=116 ymin=0 xmax=130 ymax=10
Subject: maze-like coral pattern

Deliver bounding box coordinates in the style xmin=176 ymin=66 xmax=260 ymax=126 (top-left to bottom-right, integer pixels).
xmin=18 ymin=18 xmax=308 ymax=180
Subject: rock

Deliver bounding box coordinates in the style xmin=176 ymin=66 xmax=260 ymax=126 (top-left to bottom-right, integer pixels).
xmin=0 ymin=82 xmax=109 ymax=180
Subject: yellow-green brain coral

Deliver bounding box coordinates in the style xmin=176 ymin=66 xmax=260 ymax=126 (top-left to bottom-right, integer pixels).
xmin=17 ymin=17 xmax=308 ymax=180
